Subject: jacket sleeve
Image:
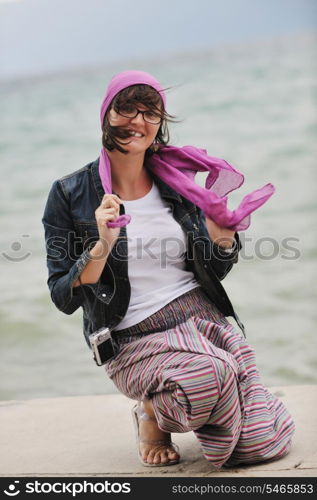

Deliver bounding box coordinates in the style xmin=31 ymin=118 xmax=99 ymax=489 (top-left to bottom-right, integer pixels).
xmin=42 ymin=180 xmax=111 ymax=315
xmin=197 ymin=207 xmax=242 ymax=281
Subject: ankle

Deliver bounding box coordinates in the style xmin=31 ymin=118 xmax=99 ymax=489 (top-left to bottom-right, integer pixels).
xmin=140 ymin=399 xmax=156 ymax=419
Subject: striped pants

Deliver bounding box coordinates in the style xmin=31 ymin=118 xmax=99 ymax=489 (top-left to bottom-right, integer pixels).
xmin=105 ymin=287 xmax=295 ymax=469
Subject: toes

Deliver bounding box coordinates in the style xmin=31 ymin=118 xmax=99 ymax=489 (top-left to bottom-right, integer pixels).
xmin=153 ymin=451 xmax=161 ymax=464
xmin=146 ymin=449 xmax=157 ymax=464
xmin=141 ymin=452 xmax=148 ymax=462
xmin=140 ymin=445 xmax=179 ymax=465
xmin=159 ymin=451 xmax=169 ymax=464
xmin=140 ymin=445 xmax=151 ymax=464
xmin=153 ymin=450 xmax=168 ymax=464
xmin=140 ymin=448 xmax=149 ymax=463
xmin=168 ymin=449 xmax=180 ymax=460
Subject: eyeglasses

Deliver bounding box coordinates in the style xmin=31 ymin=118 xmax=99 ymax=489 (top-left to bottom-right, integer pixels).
xmin=115 ymin=105 xmax=162 ymax=124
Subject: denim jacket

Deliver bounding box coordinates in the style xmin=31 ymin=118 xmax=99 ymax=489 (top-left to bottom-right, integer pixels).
xmin=42 ymin=157 xmax=245 ymax=348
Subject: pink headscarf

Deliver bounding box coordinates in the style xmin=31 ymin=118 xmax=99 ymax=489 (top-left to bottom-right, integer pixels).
xmin=99 ymin=70 xmax=275 ymax=230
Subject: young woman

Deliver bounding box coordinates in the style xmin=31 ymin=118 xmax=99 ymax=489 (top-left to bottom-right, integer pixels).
xmin=42 ymin=70 xmax=295 ymax=468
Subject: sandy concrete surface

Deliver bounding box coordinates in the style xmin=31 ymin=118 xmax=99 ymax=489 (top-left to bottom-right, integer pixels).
xmin=0 ymin=385 xmax=316 ymax=477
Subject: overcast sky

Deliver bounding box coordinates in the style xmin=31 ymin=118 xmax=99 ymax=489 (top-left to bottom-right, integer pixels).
xmin=0 ymin=0 xmax=316 ymax=80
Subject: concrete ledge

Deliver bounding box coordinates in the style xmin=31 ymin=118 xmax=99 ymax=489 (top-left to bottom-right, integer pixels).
xmin=0 ymin=385 xmax=316 ymax=477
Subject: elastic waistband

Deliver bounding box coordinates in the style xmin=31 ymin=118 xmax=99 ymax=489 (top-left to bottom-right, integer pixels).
xmin=112 ymin=286 xmax=223 ymax=345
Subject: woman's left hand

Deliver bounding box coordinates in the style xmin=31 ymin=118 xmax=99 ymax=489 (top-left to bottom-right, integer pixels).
xmin=205 ymin=216 xmax=235 ymax=249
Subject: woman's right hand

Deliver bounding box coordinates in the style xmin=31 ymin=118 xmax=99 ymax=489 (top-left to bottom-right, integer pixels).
xmin=95 ymin=194 xmax=123 ymax=250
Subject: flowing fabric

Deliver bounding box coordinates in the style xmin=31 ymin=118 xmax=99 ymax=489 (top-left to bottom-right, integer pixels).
xmin=99 ymin=70 xmax=275 ymax=231
xmin=106 ymin=287 xmax=295 ymax=468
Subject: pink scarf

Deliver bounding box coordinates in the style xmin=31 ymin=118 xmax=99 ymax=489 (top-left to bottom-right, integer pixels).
xmin=99 ymin=70 xmax=275 ymax=230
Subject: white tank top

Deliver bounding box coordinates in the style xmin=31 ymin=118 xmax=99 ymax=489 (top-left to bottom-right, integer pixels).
xmin=113 ymin=181 xmax=200 ymax=331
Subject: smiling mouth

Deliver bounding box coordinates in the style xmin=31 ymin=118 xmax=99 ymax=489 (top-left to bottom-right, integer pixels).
xmin=127 ymin=130 xmax=144 ymax=138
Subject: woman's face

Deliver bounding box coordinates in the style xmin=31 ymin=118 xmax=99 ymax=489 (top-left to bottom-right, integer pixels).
xmin=107 ymin=102 xmax=161 ymax=155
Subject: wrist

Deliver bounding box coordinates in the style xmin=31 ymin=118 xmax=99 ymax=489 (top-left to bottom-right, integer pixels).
xmin=213 ymin=238 xmax=234 ymax=250
xmin=205 ymin=217 xmax=235 ymax=248
xmin=88 ymin=239 xmax=112 ymax=259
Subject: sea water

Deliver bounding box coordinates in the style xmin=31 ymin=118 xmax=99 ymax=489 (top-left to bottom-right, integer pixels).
xmin=0 ymin=33 xmax=316 ymax=399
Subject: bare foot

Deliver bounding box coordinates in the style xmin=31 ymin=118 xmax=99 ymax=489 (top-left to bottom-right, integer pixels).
xmin=138 ymin=399 xmax=180 ymax=465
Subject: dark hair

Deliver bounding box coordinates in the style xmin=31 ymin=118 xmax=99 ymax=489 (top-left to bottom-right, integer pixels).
xmin=102 ymin=84 xmax=177 ymax=156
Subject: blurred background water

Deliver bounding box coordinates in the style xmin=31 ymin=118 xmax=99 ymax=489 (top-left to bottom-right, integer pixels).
xmin=0 ymin=32 xmax=316 ymax=400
